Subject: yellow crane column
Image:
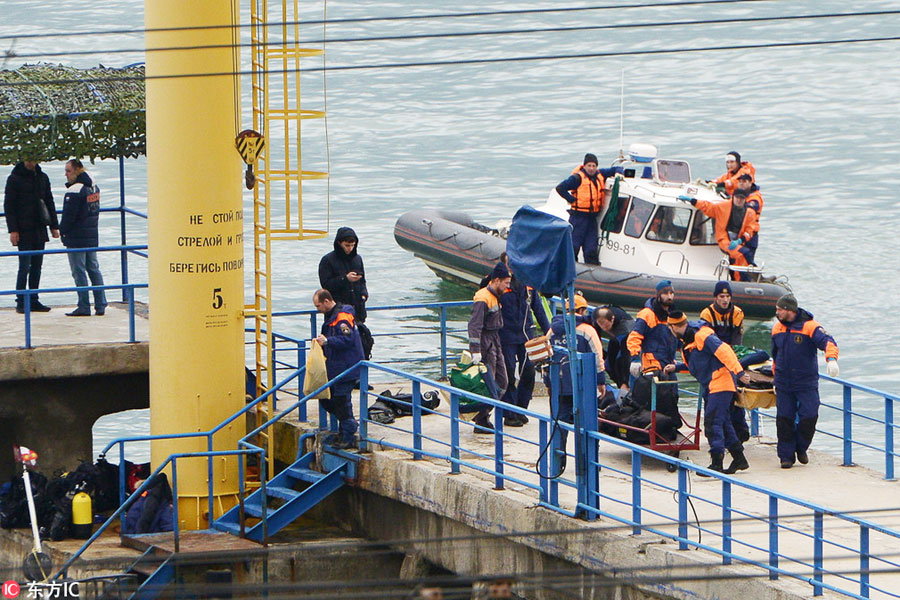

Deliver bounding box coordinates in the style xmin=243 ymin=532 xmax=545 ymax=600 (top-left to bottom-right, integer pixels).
xmin=145 ymin=1 xmax=244 ymax=529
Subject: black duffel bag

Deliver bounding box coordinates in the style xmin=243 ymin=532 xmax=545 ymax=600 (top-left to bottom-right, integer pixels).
xmin=379 ymin=389 xmax=440 ymax=417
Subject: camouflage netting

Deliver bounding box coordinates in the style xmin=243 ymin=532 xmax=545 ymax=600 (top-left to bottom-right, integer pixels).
xmin=0 ymin=63 xmax=145 ymax=164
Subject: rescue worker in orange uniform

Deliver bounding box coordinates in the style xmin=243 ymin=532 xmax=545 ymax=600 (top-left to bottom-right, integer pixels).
xmin=627 ymin=280 xmax=677 ymax=386
xmin=670 ymin=312 xmax=751 ymax=474
xmin=555 ymin=153 xmax=618 ymax=265
xmin=700 ymin=280 xmax=750 ymax=442
xmin=712 ymin=151 xmax=755 ymax=196
xmin=681 ymin=189 xmax=760 ymax=281
xmin=467 ymin=261 xmax=511 ymax=433
xmin=735 ymin=172 xmax=764 ymax=215
xmin=771 ymin=294 xmax=839 ymax=469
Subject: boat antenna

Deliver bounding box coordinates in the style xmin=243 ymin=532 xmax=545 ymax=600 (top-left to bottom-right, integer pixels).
xmin=618 ymin=69 xmax=625 ymax=159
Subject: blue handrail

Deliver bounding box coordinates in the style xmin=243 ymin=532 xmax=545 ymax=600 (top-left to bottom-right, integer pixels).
xmin=65 ymin=334 xmax=900 ymax=600
xmin=749 ymin=374 xmax=900 ymax=481
xmin=347 ymin=360 xmax=900 ymax=600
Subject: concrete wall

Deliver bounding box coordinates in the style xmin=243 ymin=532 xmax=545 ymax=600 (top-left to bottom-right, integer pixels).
xmin=310 ymin=451 xmax=819 ymax=600
xmin=0 ymin=343 xmax=149 ymax=480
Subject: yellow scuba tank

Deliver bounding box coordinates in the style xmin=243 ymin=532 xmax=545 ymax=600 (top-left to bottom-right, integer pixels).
xmin=72 ymin=492 xmax=92 ymax=539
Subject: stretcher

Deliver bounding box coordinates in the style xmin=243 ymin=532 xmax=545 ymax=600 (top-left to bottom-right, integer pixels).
xmin=598 ymin=376 xmax=702 ymax=471
xmin=736 ymin=365 xmax=776 ymax=409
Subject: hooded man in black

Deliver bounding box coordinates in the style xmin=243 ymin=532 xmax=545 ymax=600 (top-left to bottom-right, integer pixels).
xmin=4 ymin=161 xmax=59 ymax=312
xmin=319 ymin=227 xmax=372 ymax=357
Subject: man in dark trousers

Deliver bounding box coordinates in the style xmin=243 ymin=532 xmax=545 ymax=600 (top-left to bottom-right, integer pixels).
xmin=4 ymin=160 xmax=59 ymax=313
xmin=699 ymin=280 xmax=750 ymax=441
xmin=669 ymin=311 xmax=751 ymax=474
xmin=467 ymin=261 xmax=511 ymax=433
xmin=318 ymin=227 xmax=372 ymax=357
xmin=555 ymin=153 xmax=618 ymax=264
xmin=314 ymin=288 xmax=365 ymax=450
xmin=771 ymin=294 xmax=839 ymax=469
xmin=498 ymin=254 xmax=551 ymax=427
xmin=60 ymin=159 xmax=108 ymax=316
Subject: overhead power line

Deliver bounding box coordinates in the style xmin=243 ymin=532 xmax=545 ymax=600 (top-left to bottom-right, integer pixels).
xmin=3 ymin=34 xmax=897 ymax=88
xmin=6 ymin=10 xmax=900 ymax=62
xmin=0 ymin=0 xmax=774 ymax=41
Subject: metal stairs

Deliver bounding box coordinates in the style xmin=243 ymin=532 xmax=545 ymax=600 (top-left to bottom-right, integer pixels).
xmin=119 ymin=548 xmax=174 ymax=600
xmin=212 ymin=446 xmax=356 ymax=542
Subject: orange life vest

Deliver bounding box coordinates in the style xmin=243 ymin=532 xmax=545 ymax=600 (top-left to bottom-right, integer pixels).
xmin=570 ymin=165 xmax=606 ymax=213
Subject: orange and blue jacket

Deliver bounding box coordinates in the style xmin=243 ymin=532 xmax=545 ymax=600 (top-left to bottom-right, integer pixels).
xmin=699 ymin=302 xmax=744 ymax=346
xmin=556 ymin=165 xmax=617 ymax=213
xmin=678 ymin=325 xmax=743 ymax=395
xmin=715 ymin=161 xmax=755 ymax=195
xmin=693 ymin=198 xmax=760 ymax=259
xmin=468 ymin=285 xmax=503 ymax=354
xmin=626 ymin=300 xmax=677 ymax=372
xmin=771 ymin=308 xmax=838 ymax=391
xmin=320 ymin=304 xmax=365 ymax=393
xmin=745 ymin=186 xmax=764 ymax=215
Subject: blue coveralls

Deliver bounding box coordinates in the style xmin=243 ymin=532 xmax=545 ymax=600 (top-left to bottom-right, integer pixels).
xmin=321 ymin=304 xmax=365 ymax=443
xmin=699 ymin=302 xmax=750 ymax=440
xmin=771 ymin=308 xmax=838 ymax=462
xmin=679 ymin=326 xmax=745 ymax=455
xmin=500 ymin=277 xmax=551 ymax=411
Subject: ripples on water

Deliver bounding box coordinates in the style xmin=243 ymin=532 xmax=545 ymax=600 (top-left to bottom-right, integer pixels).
xmin=2 ymin=1 xmax=899 ymax=465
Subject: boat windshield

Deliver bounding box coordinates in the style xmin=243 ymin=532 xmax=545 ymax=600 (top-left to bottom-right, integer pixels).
xmin=690 ymin=210 xmax=718 ymax=245
xmin=646 ymin=205 xmax=691 ymax=243
xmin=656 ymin=160 xmax=691 ymax=183
xmin=624 ymin=197 xmax=653 ymax=238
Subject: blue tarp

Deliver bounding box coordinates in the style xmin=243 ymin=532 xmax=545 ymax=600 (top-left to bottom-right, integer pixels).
xmin=506 ymin=205 xmax=576 ymax=294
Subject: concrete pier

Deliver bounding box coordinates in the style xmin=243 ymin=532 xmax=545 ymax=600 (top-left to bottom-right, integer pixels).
xmin=2 ymin=304 xmax=898 ymax=598
xmin=277 ymin=383 xmax=900 ymax=600
xmin=0 ymin=302 xmax=149 ymax=479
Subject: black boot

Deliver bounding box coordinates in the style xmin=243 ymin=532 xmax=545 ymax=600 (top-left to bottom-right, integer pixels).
xmin=698 ymin=452 xmax=724 ymax=477
xmin=724 ymin=446 xmax=749 ymax=474
xmin=473 ymin=410 xmax=494 ymax=434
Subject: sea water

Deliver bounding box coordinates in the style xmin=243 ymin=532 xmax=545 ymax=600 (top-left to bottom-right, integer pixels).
xmin=2 ymin=0 xmax=898 ymax=466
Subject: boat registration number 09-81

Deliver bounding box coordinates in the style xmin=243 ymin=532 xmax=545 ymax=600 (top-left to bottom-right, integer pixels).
xmin=605 ymin=240 xmax=636 ymax=255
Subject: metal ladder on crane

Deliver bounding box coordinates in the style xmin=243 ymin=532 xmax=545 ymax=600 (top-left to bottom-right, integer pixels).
xmin=245 ymin=0 xmax=329 ymax=482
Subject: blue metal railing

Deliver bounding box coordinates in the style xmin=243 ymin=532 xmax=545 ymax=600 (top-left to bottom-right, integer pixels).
xmin=749 ymin=374 xmax=900 ymax=481
xmin=269 ymin=300 xmax=472 ymax=379
xmin=348 ymin=360 xmax=900 ymax=600
xmin=57 ymin=335 xmax=900 ymax=599
xmin=261 ymin=303 xmax=900 ymax=481
xmin=0 ymin=243 xmax=148 ymax=348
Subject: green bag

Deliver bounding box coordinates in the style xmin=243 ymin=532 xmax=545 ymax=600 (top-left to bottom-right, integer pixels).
xmin=449 ymin=362 xmax=491 ymax=406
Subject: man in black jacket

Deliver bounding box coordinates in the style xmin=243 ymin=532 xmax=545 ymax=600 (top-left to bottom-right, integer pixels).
xmin=319 ymin=227 xmax=372 ymax=357
xmin=592 ymin=305 xmax=635 ymax=393
xmin=4 ymin=161 xmax=59 ymax=313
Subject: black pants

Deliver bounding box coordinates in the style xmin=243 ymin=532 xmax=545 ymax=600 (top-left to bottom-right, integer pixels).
xmin=16 ymin=238 xmax=45 ymax=305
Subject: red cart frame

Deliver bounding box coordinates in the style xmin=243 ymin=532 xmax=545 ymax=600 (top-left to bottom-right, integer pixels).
xmin=598 ymin=376 xmax=702 ymax=457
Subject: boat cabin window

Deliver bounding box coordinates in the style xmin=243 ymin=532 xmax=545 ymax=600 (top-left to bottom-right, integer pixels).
xmin=624 ymin=197 xmax=653 ymax=238
xmin=689 ymin=211 xmax=718 ymax=245
xmin=656 ymin=160 xmax=691 ymax=183
xmin=602 ymin=195 xmax=631 ymax=234
xmin=646 ymin=206 xmax=691 ymax=243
